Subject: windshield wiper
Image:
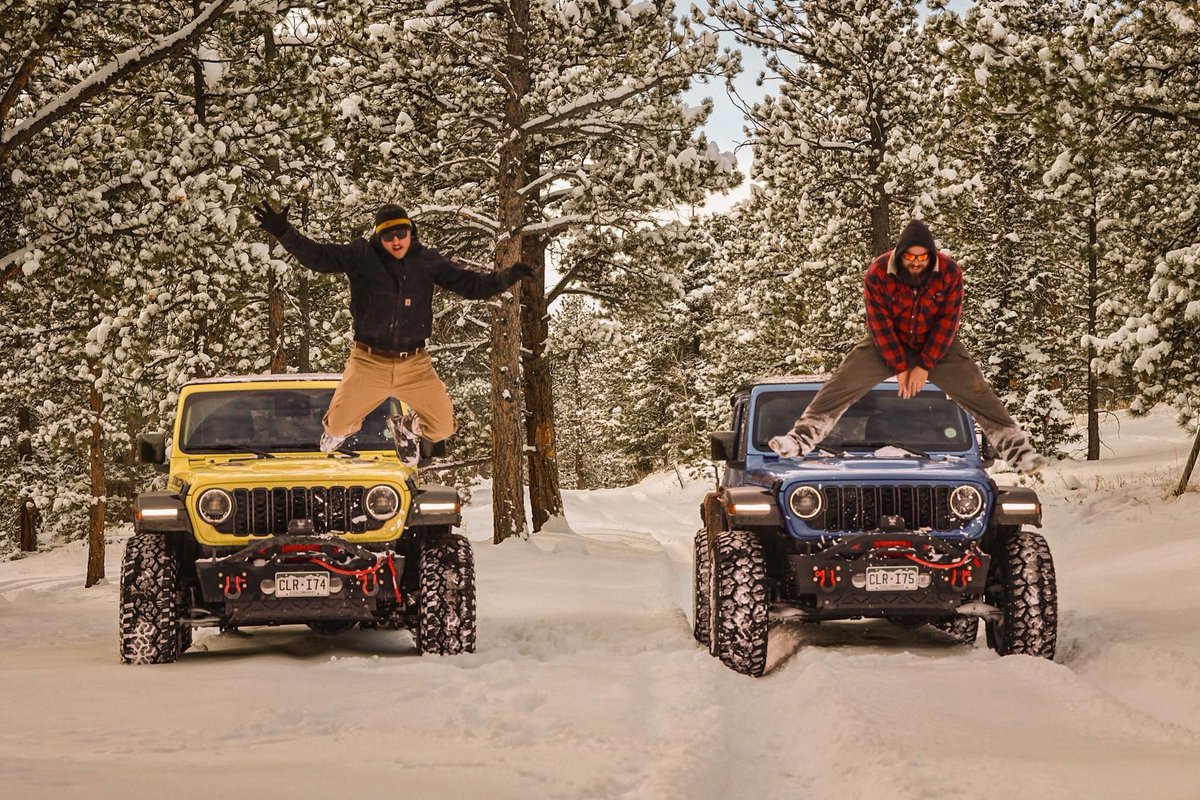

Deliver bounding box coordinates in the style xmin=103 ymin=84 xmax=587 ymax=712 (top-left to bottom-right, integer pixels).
xmin=837 ymin=441 xmax=930 ymax=459
xmin=189 ymin=444 xmax=276 ymax=458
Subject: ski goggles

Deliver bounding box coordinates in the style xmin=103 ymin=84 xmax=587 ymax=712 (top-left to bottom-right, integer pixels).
xmin=379 ymin=226 xmax=411 ymax=243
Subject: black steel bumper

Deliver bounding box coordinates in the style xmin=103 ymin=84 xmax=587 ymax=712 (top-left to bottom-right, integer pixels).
xmin=194 ymin=536 xmax=406 ymax=625
xmin=786 ymin=535 xmax=990 ymax=618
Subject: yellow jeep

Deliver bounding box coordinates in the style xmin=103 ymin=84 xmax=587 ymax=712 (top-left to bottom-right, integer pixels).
xmin=121 ymin=373 xmax=473 ymax=664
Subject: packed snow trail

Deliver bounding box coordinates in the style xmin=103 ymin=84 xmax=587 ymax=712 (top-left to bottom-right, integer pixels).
xmin=1 ymin=411 xmax=1200 ymax=798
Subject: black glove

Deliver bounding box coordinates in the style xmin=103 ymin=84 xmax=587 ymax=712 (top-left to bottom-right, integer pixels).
xmin=251 ymin=200 xmax=291 ymax=238
xmin=509 ymin=261 xmax=533 ymax=284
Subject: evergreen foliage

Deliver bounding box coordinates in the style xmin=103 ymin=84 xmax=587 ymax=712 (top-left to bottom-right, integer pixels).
xmin=3 ymin=0 xmax=1199 ymax=558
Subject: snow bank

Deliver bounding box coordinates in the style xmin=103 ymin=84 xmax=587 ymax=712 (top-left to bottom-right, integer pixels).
xmin=1 ymin=410 xmax=1199 ymax=798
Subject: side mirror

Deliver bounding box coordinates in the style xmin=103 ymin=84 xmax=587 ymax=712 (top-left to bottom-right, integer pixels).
xmin=979 ymin=434 xmax=997 ymax=468
xmin=138 ymin=432 xmax=166 ymax=465
xmin=420 ymin=439 xmax=447 ymax=459
xmin=710 ymin=431 xmax=736 ymax=462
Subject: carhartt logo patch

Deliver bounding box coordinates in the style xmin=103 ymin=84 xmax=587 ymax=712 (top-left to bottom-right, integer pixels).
xmin=404 ymin=298 xmax=412 ymax=306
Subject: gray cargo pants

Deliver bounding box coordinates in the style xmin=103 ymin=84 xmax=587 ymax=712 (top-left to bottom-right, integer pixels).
xmin=789 ymin=337 xmax=1037 ymax=468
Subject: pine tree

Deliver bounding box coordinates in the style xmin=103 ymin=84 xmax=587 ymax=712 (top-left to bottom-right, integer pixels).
xmin=941 ymin=0 xmax=1146 ymax=459
xmin=329 ymin=0 xmax=737 ymax=539
xmin=709 ymin=0 xmax=945 ymax=373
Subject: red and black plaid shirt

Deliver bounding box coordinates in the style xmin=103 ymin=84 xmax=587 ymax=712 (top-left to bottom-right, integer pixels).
xmin=864 ymin=250 xmax=963 ymax=373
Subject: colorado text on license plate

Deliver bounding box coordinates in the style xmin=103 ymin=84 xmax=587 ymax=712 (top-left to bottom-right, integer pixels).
xmin=865 ymin=566 xmax=919 ymax=592
xmin=275 ymin=572 xmax=330 ymax=598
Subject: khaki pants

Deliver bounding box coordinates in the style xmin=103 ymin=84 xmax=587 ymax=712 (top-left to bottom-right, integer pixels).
xmin=791 ymin=337 xmax=1035 ymax=465
xmin=322 ymin=347 xmax=456 ymax=442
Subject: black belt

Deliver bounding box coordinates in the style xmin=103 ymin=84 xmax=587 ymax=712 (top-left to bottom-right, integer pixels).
xmin=354 ymin=341 xmax=425 ymax=359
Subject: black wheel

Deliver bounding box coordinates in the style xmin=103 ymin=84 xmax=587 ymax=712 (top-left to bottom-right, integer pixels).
xmin=712 ymin=530 xmax=768 ymax=677
xmin=985 ymin=529 xmax=1057 ymax=658
xmin=931 ymin=614 xmax=979 ymax=645
xmin=692 ymin=529 xmax=711 ymax=646
xmin=415 ymin=534 xmax=477 ymax=655
xmin=119 ymin=534 xmax=183 ymax=664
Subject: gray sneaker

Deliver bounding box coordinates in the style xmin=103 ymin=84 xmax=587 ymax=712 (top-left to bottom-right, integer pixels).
xmin=1013 ymin=451 xmax=1048 ymax=476
xmin=387 ymin=411 xmax=422 ymax=468
xmin=319 ymin=432 xmax=347 ymax=453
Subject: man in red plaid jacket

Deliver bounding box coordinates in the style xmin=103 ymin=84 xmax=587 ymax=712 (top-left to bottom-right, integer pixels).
xmin=769 ymin=220 xmax=1045 ymax=474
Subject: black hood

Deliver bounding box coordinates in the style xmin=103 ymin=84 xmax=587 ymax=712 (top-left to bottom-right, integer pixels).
xmin=894 ymin=220 xmax=937 ymax=259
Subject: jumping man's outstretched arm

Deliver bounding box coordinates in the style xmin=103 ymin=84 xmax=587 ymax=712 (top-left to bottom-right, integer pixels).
xmin=433 ymin=254 xmax=532 ymax=299
xmin=252 ymin=200 xmax=358 ymax=275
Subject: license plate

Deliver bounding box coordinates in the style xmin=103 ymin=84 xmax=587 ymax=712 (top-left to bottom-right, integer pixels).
xmin=275 ymin=571 xmax=330 ymax=598
xmin=865 ymin=566 xmax=920 ymax=592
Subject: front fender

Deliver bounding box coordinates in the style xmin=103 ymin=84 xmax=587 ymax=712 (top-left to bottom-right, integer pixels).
xmin=133 ymin=492 xmax=192 ymax=534
xmin=721 ymin=486 xmax=782 ymax=528
xmin=993 ymin=486 xmax=1042 ymax=527
xmin=406 ymin=484 xmax=462 ymax=528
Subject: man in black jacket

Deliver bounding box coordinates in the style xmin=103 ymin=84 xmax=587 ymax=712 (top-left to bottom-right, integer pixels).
xmin=252 ymin=200 xmax=531 ymax=463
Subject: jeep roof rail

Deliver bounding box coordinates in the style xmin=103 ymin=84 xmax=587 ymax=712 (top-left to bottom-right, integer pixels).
xmin=734 ymin=374 xmax=830 ymax=394
xmin=182 ymin=373 xmax=344 ymax=386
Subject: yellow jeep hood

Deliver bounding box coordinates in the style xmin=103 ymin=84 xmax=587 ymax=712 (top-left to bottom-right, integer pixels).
xmin=175 ymin=454 xmax=414 ymax=546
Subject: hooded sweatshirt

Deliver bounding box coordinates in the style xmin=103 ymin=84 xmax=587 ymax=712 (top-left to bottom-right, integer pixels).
xmin=273 ymin=212 xmax=522 ymax=351
xmin=863 ymin=220 xmax=963 ymax=373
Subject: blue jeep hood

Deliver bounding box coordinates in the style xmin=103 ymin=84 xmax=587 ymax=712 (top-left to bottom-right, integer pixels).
xmin=745 ymin=454 xmax=983 ymax=487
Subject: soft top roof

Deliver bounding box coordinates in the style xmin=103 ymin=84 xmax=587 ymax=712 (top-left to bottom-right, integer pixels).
xmin=734 ymin=374 xmax=830 ymax=395
xmin=732 ymin=373 xmax=918 ymax=400
xmin=182 ymin=373 xmax=342 ymax=387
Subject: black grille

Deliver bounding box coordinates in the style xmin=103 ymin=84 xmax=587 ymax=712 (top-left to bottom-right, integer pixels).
xmin=214 ymin=486 xmax=378 ymax=536
xmin=817 ymin=485 xmax=954 ymax=532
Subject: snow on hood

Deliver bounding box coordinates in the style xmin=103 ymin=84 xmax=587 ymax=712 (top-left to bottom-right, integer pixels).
xmin=747 ymin=453 xmax=980 ymax=486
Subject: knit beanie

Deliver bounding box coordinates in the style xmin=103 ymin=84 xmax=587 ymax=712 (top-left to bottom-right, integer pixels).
xmin=374 ymin=204 xmax=411 ymax=235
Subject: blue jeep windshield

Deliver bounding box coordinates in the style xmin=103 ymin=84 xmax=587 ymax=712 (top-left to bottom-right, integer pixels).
xmin=753 ymin=389 xmax=974 ymax=453
xmin=178 ymin=389 xmax=395 ymax=453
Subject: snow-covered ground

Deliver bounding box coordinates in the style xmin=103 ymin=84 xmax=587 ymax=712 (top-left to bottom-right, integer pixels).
xmin=2 ymin=410 xmax=1199 ymax=799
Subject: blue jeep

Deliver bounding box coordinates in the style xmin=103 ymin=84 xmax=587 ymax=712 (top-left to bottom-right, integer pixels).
xmin=696 ymin=376 xmax=1056 ymax=676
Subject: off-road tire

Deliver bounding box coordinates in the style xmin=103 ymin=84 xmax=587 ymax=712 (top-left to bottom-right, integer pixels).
xmin=985 ymin=529 xmax=1057 ymax=658
xmin=119 ymin=534 xmax=183 ymax=664
xmin=692 ymin=529 xmax=711 ymax=646
xmin=712 ymin=530 xmax=768 ymax=677
xmin=931 ymin=614 xmax=980 ymax=645
xmin=415 ymin=534 xmax=477 ymax=655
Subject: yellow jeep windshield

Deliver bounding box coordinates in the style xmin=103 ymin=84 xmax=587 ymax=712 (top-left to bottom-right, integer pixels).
xmin=178 ymin=388 xmax=395 ymax=454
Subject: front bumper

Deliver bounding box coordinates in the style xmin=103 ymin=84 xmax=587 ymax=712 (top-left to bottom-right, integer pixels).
xmin=785 ymin=534 xmax=990 ymax=618
xmin=194 ymin=535 xmax=406 ymax=625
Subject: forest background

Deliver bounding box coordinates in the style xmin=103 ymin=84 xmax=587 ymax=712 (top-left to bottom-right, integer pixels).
xmin=2 ymin=0 xmax=1198 ymax=581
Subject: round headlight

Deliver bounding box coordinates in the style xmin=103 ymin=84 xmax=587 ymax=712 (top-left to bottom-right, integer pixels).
xmin=789 ymin=486 xmax=824 ymax=520
xmin=949 ymin=485 xmax=984 ymax=520
xmin=365 ymin=485 xmax=400 ymax=520
xmin=197 ymin=489 xmax=233 ymax=524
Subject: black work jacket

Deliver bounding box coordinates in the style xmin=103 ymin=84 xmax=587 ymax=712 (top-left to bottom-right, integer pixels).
xmin=277 ymin=227 xmax=517 ymax=350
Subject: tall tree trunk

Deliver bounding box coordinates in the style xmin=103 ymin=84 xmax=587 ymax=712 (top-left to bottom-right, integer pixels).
xmin=490 ymin=0 xmax=531 ymax=544
xmin=268 ymin=273 xmax=287 ymax=373
xmin=1086 ymin=210 xmax=1100 ymax=460
xmin=1176 ymin=426 xmax=1200 ymax=497
xmin=192 ymin=0 xmax=206 ymax=125
xmin=297 ymin=272 xmax=311 ymax=372
xmin=17 ymin=405 xmax=38 ymax=551
xmin=297 ymin=200 xmax=311 ymax=372
xmin=86 ymin=371 xmax=107 ymax=587
xmin=520 ymin=236 xmax=563 ymax=531
xmin=868 ymin=109 xmax=892 ymax=255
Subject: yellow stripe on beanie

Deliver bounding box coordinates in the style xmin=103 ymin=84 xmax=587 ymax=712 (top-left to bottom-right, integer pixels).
xmin=375 ymin=218 xmax=411 ymax=234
